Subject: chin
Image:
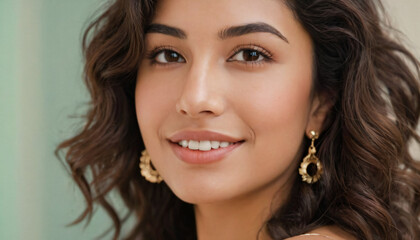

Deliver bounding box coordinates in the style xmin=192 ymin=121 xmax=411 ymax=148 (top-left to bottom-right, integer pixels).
xmin=167 ymin=178 xmax=241 ymax=204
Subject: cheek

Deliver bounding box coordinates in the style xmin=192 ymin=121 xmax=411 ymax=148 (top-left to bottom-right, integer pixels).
xmin=135 ymin=80 xmax=156 ymax=134
xmin=135 ymin=71 xmax=176 ymax=147
xmin=235 ymin=67 xmax=312 ymax=139
xmin=256 ymin=82 xmax=310 ymax=135
xmin=232 ymin=68 xmax=313 ymax=180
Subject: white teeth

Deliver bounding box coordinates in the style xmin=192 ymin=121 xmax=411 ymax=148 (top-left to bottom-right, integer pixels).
xmin=188 ymin=140 xmax=199 ymax=150
xmin=177 ymin=140 xmax=234 ymax=151
xmin=199 ymin=140 xmax=212 ymax=151
xmin=211 ymin=141 xmax=220 ymax=149
xmin=180 ymin=140 xmax=188 ymax=147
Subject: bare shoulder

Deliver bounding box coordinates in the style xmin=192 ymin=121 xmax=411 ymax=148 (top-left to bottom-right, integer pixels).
xmin=285 ymin=225 xmax=358 ymax=240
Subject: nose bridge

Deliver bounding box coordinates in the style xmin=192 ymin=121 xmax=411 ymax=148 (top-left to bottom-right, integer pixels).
xmin=176 ymin=56 xmax=225 ymax=118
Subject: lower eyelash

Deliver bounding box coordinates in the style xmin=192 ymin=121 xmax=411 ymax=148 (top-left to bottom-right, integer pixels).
xmin=241 ymin=60 xmax=268 ymax=68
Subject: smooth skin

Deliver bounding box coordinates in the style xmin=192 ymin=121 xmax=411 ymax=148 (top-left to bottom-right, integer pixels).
xmin=135 ymin=0 xmax=352 ymax=239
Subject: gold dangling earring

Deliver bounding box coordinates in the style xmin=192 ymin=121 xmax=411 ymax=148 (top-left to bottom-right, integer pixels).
xmin=299 ymin=131 xmax=323 ymax=184
xmin=139 ymin=149 xmax=163 ymax=183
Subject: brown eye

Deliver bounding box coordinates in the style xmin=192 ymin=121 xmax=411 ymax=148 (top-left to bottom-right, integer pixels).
xmin=244 ymin=50 xmax=261 ymax=61
xmin=230 ymin=49 xmax=265 ymax=62
xmin=155 ymin=50 xmax=186 ymax=63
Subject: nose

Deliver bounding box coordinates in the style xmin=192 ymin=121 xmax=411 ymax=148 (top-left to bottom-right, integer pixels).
xmin=176 ymin=61 xmax=225 ymax=118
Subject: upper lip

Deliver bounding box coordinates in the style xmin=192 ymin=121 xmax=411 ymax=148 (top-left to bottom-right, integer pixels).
xmin=168 ymin=130 xmax=244 ymax=143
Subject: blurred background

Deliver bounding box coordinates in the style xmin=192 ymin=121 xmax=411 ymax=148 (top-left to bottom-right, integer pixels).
xmin=0 ymin=0 xmax=419 ymax=239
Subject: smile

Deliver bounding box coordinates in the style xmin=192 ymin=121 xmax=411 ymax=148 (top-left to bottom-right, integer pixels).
xmin=177 ymin=140 xmax=234 ymax=151
xmin=168 ymin=130 xmax=245 ymax=164
xmin=169 ymin=140 xmax=244 ymax=164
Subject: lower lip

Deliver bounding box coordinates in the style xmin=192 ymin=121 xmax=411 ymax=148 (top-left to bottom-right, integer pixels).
xmin=169 ymin=141 xmax=243 ymax=164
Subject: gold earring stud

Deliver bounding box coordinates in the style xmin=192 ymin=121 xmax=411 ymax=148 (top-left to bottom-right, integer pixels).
xmin=139 ymin=149 xmax=163 ymax=183
xmin=299 ymin=131 xmax=323 ymax=184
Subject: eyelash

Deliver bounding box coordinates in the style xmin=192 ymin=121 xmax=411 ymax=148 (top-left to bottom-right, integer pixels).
xmin=228 ymin=43 xmax=274 ymax=66
xmin=145 ymin=44 xmax=274 ymax=66
xmin=146 ymin=45 xmax=180 ymax=66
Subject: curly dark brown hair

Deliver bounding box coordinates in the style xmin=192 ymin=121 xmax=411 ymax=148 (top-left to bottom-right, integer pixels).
xmin=56 ymin=0 xmax=420 ymax=239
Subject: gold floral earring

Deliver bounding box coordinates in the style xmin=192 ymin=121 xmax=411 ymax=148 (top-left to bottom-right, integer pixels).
xmin=299 ymin=131 xmax=323 ymax=184
xmin=139 ymin=149 xmax=163 ymax=183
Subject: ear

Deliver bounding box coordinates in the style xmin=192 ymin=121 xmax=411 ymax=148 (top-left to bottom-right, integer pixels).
xmin=305 ymin=93 xmax=334 ymax=137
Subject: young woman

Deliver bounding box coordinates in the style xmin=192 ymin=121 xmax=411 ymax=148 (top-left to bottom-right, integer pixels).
xmin=57 ymin=0 xmax=420 ymax=239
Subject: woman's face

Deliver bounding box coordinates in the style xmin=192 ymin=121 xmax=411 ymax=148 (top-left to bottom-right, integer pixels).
xmin=136 ymin=0 xmax=324 ymax=204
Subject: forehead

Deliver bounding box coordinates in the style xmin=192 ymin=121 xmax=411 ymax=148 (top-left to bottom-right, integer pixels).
xmin=151 ymin=0 xmax=295 ymax=37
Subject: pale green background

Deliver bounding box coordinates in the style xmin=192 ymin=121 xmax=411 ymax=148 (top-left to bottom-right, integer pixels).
xmin=0 ymin=0 xmax=419 ymax=239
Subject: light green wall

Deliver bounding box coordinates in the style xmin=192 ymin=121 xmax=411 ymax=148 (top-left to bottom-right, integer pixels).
xmin=0 ymin=0 xmax=419 ymax=240
xmin=39 ymin=0 xmax=112 ymax=239
xmin=1 ymin=0 xmax=111 ymax=239
xmin=0 ymin=0 xmax=19 ymax=239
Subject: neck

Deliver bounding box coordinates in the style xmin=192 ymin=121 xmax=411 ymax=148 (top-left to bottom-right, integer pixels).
xmin=194 ymin=178 xmax=292 ymax=240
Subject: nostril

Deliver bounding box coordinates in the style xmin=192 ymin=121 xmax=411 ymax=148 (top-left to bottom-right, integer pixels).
xmin=175 ymin=95 xmax=225 ymax=118
xmin=200 ymin=110 xmax=214 ymax=115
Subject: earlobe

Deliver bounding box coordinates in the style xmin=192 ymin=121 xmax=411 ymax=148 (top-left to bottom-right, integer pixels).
xmin=305 ymin=94 xmax=334 ymax=137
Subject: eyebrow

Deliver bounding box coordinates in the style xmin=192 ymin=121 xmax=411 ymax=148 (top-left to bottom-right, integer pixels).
xmin=145 ymin=22 xmax=288 ymax=43
xmin=146 ymin=23 xmax=187 ymax=39
xmin=219 ymin=22 xmax=288 ymax=43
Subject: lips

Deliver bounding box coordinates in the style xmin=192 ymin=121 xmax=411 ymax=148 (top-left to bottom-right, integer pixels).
xmin=168 ymin=130 xmax=245 ymax=164
xmin=168 ymin=130 xmax=243 ymax=143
